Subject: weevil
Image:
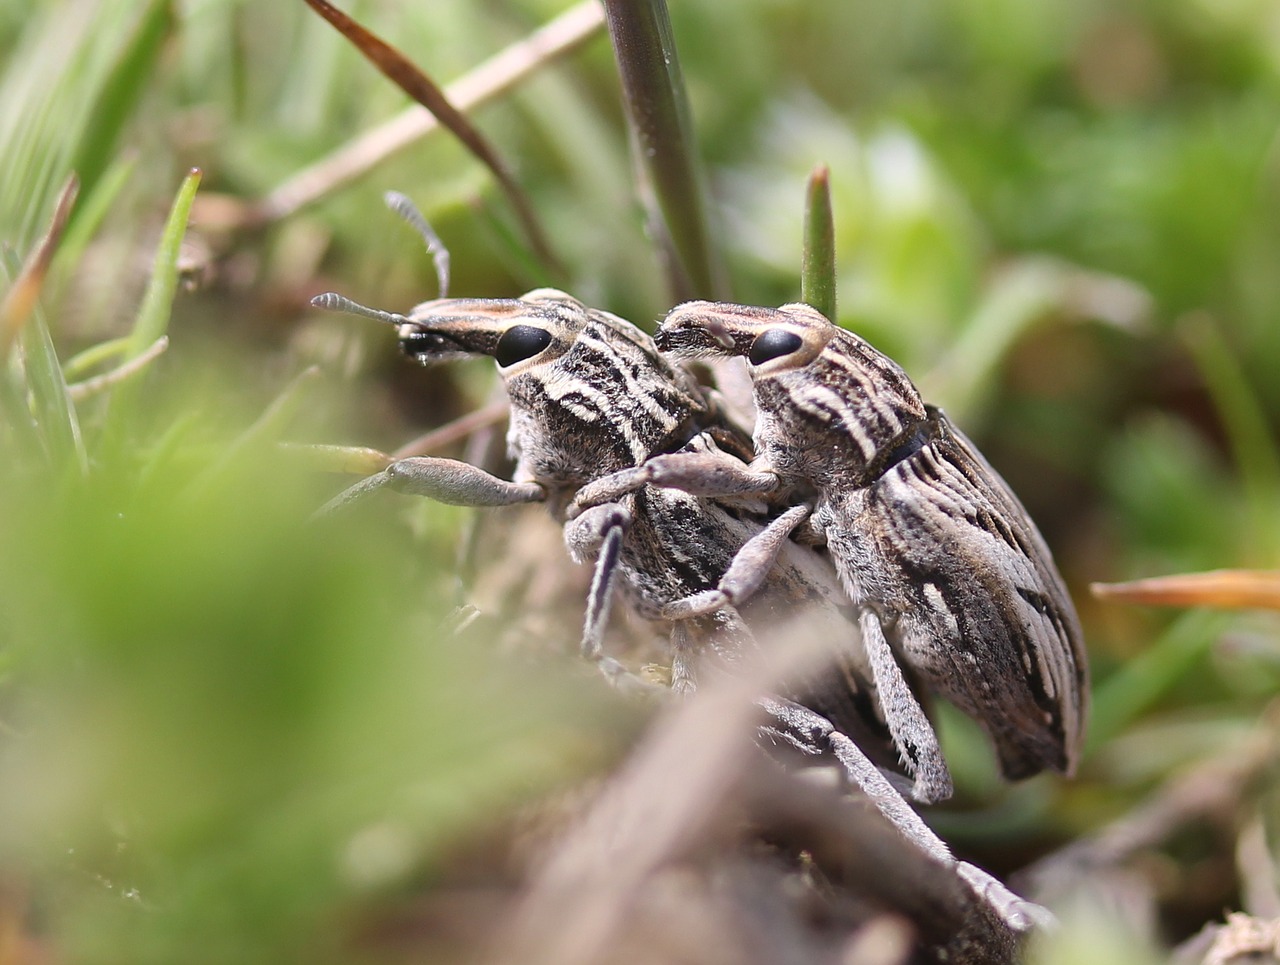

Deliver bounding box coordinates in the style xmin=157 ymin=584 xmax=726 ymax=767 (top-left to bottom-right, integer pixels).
xmin=312 ymin=199 xmax=1052 ymax=931
xmin=312 ymin=197 xmax=926 ymax=782
xmin=588 ymin=300 xmax=1088 ymax=785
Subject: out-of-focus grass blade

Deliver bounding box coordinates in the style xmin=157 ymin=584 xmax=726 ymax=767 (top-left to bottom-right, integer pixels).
xmin=100 ymin=170 xmax=200 ymax=455
xmin=124 ymin=169 xmax=202 ymax=361
xmin=63 ymin=335 xmax=132 ymax=381
xmin=67 ymin=336 xmax=168 ymax=401
xmin=924 ymin=259 xmax=1150 ymax=422
xmin=1087 ymin=609 xmax=1228 ymax=750
xmin=0 ymin=176 xmax=88 ymax=476
xmin=50 ymin=154 xmax=137 ymax=296
xmin=70 ymin=0 xmax=173 ymax=207
xmin=14 ymin=308 xmax=89 ymax=477
xmin=300 ymin=0 xmax=561 ymax=275
xmin=1093 ymin=570 xmax=1280 ymax=611
xmin=217 ymin=1 xmax=604 ymax=229
xmin=190 ymin=366 xmax=323 ymax=500
xmin=473 ymin=199 xmax=556 ymax=290
xmin=1180 ymin=314 xmax=1280 ymax=559
xmin=602 ymin=0 xmax=724 ymax=301
xmin=281 ymin=443 xmax=393 ymax=476
xmin=0 ymin=174 xmax=77 ymax=356
xmin=802 ymin=164 xmax=836 ymax=322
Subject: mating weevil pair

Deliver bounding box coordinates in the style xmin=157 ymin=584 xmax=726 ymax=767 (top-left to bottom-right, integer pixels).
xmin=314 ymin=194 xmax=1087 ymax=930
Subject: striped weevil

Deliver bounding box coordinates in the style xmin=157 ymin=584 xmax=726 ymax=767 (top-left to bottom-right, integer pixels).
xmin=313 ymin=195 xmax=920 ymax=780
xmin=312 ymin=196 xmax=1051 ymax=932
xmin=575 ymin=299 xmax=1088 ymax=789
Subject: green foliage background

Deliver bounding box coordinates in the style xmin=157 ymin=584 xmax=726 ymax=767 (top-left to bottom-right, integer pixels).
xmin=1 ymin=0 xmax=1278 ymax=961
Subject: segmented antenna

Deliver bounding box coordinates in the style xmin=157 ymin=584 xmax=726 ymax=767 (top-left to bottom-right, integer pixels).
xmin=384 ymin=191 xmax=451 ymax=299
xmin=310 ymin=292 xmax=410 ymax=327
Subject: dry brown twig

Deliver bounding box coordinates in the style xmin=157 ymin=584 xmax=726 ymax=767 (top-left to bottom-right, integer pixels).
xmin=489 ymin=630 xmax=1024 ymax=965
xmin=192 ymin=2 xmax=604 ymax=232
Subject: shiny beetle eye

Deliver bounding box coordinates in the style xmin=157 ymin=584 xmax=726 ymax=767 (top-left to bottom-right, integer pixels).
xmin=494 ymin=324 xmax=553 ymax=367
xmin=748 ymin=328 xmax=803 ymax=365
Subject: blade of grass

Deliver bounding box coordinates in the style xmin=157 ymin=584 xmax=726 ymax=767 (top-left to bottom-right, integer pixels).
xmin=67 ymin=336 xmax=168 ymax=402
xmin=801 ymin=164 xmax=836 ymax=321
xmin=213 ymin=1 xmax=603 ymax=228
xmin=923 ymin=259 xmax=1151 ymax=422
xmin=1179 ymin=312 xmax=1280 ymax=561
xmin=187 ymin=366 xmax=323 ymax=502
xmin=69 ymin=0 xmax=173 ymax=208
xmin=0 ymin=174 xmax=78 ymax=356
xmin=50 ymin=153 xmax=138 ymax=297
xmin=125 ymin=170 xmax=201 ymax=360
xmin=300 ymin=0 xmax=561 ymax=276
xmin=100 ymin=169 xmax=201 ymax=456
xmin=1086 ymin=609 xmax=1228 ymax=750
xmin=16 ymin=310 xmax=89 ymax=477
xmin=601 ymin=0 xmax=724 ymax=301
xmin=2 ymin=243 xmax=87 ymax=478
xmin=0 ymin=175 xmax=87 ymax=475
xmin=64 ymin=335 xmax=133 ymax=381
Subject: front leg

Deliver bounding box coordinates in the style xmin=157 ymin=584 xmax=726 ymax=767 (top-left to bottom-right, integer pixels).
xmin=319 ymin=456 xmax=546 ymax=515
xmin=564 ymin=502 xmax=653 ymax=690
xmin=570 ymin=449 xmax=781 ymax=517
xmin=659 ymin=504 xmax=813 ymax=620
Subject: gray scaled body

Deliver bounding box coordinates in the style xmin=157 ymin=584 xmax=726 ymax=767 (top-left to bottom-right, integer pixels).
xmin=314 ymin=286 xmax=900 ymax=770
xmin=650 ymin=301 xmax=1089 ymax=783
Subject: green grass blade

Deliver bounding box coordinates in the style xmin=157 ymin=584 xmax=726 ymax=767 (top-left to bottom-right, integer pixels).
xmin=125 ymin=169 xmax=202 ymax=361
xmin=301 ymin=0 xmax=562 ymax=276
xmin=602 ymin=0 xmax=724 ymax=301
xmin=802 ymin=164 xmax=836 ymax=321
xmin=1086 ymin=609 xmax=1228 ymax=751
xmin=1 ymin=249 xmax=87 ymax=477
xmin=1180 ymin=314 xmax=1280 ymax=560
xmin=98 ymin=169 xmax=201 ymax=456
xmin=69 ymin=0 xmax=173 ymax=207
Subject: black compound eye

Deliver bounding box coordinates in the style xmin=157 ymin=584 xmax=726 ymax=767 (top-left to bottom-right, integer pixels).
xmin=494 ymin=324 xmax=553 ymax=367
xmin=748 ymin=328 xmax=803 ymax=366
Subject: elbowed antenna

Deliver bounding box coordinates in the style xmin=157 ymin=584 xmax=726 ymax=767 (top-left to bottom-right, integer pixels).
xmin=310 ymin=292 xmax=410 ymax=327
xmin=384 ymin=190 xmax=450 ymax=299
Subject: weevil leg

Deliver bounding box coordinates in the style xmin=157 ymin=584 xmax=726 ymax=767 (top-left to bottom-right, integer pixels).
xmin=756 ymin=696 xmax=953 ymax=864
xmin=758 ymin=696 xmax=1050 ymax=933
xmin=659 ymin=504 xmax=814 ymax=620
xmin=318 ymin=457 xmax=545 ymax=516
xmin=579 ymin=509 xmax=625 ymax=664
xmin=565 ymin=502 xmax=658 ymax=694
xmin=382 ymin=456 xmax=546 ymax=506
xmin=957 ymin=864 xmax=1057 ymax=933
xmin=570 ymin=449 xmax=780 ymax=517
xmin=859 ymin=610 xmax=953 ymax=804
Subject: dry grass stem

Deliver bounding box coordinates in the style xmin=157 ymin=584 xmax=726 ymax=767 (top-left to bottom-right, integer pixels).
xmin=195 ymin=2 xmax=604 ymax=231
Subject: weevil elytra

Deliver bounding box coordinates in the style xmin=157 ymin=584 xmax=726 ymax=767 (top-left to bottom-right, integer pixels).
xmin=614 ymin=300 xmax=1090 ymax=784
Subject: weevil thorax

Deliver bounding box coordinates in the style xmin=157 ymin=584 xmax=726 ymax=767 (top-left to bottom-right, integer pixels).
xmin=401 ymin=289 xmax=709 ymax=487
xmin=659 ymin=302 xmax=928 ymax=488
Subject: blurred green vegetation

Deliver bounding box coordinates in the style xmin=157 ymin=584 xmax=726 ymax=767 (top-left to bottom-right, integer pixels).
xmin=2 ymin=0 xmax=1279 ymax=960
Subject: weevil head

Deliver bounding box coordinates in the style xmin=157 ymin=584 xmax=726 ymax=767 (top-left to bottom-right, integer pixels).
xmin=658 ymin=301 xmax=928 ymax=484
xmin=403 ymin=289 xmax=712 ymax=483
